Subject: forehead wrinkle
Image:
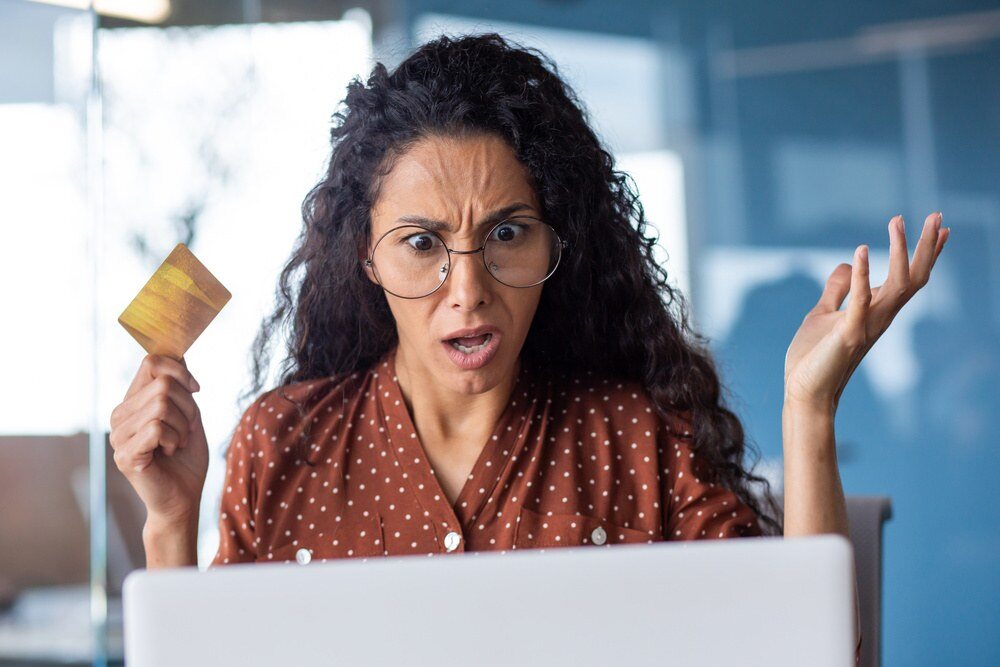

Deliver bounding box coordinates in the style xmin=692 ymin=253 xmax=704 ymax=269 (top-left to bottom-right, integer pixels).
xmin=373 ymin=134 xmax=537 ymax=237
xmin=410 ymin=144 xmax=455 ymax=214
xmin=415 ymin=139 xmax=503 ymax=232
xmin=373 ymin=144 xmax=452 ymax=231
xmin=460 ymin=137 xmax=533 ymax=228
xmin=426 ymin=138 xmax=492 ymax=229
xmin=411 ymin=139 xmax=474 ymax=226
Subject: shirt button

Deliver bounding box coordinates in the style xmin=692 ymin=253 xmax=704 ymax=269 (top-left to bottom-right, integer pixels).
xmin=295 ymin=548 xmax=312 ymax=565
xmin=591 ymin=526 xmax=607 ymax=546
xmin=443 ymin=531 xmax=462 ymax=552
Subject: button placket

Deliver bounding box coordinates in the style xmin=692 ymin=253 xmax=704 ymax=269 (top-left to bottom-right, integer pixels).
xmin=448 ymin=366 xmax=539 ymax=529
xmin=375 ymin=373 xmax=461 ymax=552
xmin=377 ymin=346 xmax=531 ymax=553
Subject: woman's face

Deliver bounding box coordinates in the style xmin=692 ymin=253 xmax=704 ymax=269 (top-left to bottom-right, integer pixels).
xmin=365 ymin=132 xmax=544 ymax=395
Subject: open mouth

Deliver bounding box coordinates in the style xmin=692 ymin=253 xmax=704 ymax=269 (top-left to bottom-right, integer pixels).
xmin=440 ymin=330 xmax=501 ymax=370
xmin=447 ymin=333 xmax=493 ymax=354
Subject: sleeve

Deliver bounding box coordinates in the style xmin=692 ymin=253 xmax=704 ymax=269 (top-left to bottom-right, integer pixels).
xmin=207 ymin=395 xmax=267 ymax=568
xmin=659 ymin=410 xmax=763 ymax=540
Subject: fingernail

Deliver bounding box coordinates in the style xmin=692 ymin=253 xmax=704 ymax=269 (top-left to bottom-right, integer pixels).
xmin=860 ymin=245 xmax=869 ymax=261
xmin=190 ymin=378 xmax=201 ymax=392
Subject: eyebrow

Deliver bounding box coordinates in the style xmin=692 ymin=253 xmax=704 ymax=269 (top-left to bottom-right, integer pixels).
xmin=394 ymin=202 xmax=537 ymax=232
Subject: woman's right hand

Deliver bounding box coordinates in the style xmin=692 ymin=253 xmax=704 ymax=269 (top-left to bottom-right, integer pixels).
xmin=110 ymin=354 xmax=209 ymax=528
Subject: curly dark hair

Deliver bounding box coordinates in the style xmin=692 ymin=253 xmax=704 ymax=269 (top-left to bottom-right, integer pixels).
xmin=238 ymin=32 xmax=783 ymax=536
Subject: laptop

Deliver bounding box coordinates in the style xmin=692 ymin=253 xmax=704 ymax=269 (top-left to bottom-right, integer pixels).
xmin=124 ymin=534 xmax=856 ymax=666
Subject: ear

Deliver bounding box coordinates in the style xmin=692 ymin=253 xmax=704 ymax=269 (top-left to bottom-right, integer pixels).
xmin=357 ymin=241 xmax=378 ymax=284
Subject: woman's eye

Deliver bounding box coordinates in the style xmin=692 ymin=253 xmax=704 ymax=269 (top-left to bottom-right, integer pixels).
xmin=491 ymin=223 xmax=525 ymax=243
xmin=404 ymin=234 xmax=439 ymax=252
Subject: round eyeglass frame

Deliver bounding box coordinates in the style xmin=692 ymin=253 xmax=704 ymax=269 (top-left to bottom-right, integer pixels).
xmin=364 ymin=216 xmax=570 ymax=299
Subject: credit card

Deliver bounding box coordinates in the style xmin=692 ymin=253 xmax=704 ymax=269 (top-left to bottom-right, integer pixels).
xmin=117 ymin=243 xmax=231 ymax=360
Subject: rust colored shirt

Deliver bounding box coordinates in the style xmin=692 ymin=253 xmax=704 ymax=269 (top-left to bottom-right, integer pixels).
xmin=209 ymin=343 xmax=762 ymax=568
xmin=207 ymin=343 xmax=862 ymax=663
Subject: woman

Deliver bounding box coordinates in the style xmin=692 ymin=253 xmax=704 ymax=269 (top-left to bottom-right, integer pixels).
xmin=109 ymin=33 xmax=948 ymax=660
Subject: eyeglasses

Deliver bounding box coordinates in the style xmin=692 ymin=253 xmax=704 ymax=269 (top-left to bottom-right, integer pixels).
xmin=364 ymin=216 xmax=569 ymax=299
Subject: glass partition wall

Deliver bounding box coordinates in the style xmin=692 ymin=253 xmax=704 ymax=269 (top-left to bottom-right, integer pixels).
xmin=95 ymin=10 xmax=374 ymax=667
xmin=0 ymin=2 xmax=101 ymax=664
xmin=1 ymin=2 xmax=375 ymax=664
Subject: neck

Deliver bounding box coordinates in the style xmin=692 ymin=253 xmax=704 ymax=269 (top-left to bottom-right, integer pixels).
xmin=394 ymin=341 xmax=520 ymax=445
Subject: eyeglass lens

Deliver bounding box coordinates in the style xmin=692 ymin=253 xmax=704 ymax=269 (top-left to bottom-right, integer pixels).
xmin=370 ymin=219 xmax=562 ymax=298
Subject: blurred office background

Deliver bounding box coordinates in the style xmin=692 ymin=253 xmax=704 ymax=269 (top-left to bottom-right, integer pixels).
xmin=0 ymin=0 xmax=996 ymax=664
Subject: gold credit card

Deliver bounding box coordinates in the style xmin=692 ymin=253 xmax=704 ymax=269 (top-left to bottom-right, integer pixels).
xmin=118 ymin=243 xmax=231 ymax=361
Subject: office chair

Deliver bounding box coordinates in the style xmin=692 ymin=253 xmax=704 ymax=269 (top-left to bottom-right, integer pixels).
xmin=772 ymin=493 xmax=892 ymax=667
xmin=845 ymin=495 xmax=892 ymax=667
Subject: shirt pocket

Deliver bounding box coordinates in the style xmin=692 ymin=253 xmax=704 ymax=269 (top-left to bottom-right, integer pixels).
xmin=257 ymin=511 xmax=385 ymax=564
xmin=513 ymin=505 xmax=654 ymax=550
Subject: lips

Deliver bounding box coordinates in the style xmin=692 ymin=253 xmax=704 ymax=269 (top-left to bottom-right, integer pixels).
xmin=440 ymin=324 xmax=503 ymax=370
xmin=441 ymin=324 xmax=501 ymax=342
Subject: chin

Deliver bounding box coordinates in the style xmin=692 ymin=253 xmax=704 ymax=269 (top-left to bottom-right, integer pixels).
xmin=435 ymin=346 xmax=512 ymax=395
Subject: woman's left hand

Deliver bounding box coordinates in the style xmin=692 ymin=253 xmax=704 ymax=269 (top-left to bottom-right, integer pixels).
xmin=784 ymin=212 xmax=950 ymax=412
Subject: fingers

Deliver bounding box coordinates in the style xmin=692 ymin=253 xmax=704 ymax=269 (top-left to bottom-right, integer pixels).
xmin=816 ymin=211 xmax=948 ymax=356
xmin=844 ymin=245 xmax=871 ymax=349
xmin=930 ymin=223 xmax=950 ymax=270
xmin=112 ymin=374 xmax=198 ymax=432
xmin=112 ymin=419 xmax=183 ymax=473
xmin=141 ymin=375 xmax=199 ymax=425
xmin=110 ymin=376 xmax=199 ymax=458
xmin=127 ymin=420 xmax=184 ymax=472
xmin=125 ymin=384 xmax=194 ymax=445
xmin=813 ymin=263 xmax=852 ymax=314
xmin=909 ymin=212 xmax=942 ymax=289
xmin=885 ymin=214 xmax=911 ymax=298
xmin=871 ymin=212 xmax=950 ymax=322
xmin=125 ymin=354 xmax=200 ymax=401
xmin=113 ymin=354 xmax=200 ymax=468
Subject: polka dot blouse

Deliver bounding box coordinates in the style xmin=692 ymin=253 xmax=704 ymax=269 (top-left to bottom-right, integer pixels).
xmin=205 ymin=344 xmax=864 ymax=664
xmin=208 ymin=343 xmax=763 ymax=568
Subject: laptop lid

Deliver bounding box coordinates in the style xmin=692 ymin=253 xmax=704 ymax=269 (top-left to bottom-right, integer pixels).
xmin=124 ymin=534 xmax=855 ymax=666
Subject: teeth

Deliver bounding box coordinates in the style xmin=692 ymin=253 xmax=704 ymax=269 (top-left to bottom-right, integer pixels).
xmin=450 ymin=333 xmax=491 ymax=354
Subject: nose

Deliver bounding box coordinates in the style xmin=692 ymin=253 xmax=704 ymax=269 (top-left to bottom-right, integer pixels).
xmin=444 ymin=247 xmax=492 ymax=310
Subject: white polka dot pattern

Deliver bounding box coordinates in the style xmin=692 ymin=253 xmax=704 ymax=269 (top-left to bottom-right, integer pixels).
xmin=207 ymin=345 xmax=762 ymax=568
